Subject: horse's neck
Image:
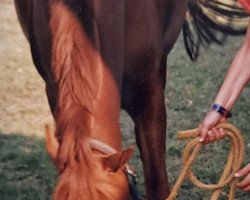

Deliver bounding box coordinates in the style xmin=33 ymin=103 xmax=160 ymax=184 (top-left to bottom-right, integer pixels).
xmin=90 ymin=65 xmax=122 ymax=151
xmin=54 ymin=63 xmax=122 ymax=156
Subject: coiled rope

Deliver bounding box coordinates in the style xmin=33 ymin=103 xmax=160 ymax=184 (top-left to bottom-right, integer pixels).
xmin=166 ymin=123 xmax=245 ymax=200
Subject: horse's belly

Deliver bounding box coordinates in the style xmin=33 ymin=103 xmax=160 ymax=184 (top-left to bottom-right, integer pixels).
xmin=125 ymin=0 xmax=165 ymax=56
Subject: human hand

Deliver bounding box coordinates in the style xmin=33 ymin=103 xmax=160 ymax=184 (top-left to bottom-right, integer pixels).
xmin=198 ymin=110 xmax=226 ymax=144
xmin=235 ymin=164 xmax=250 ymax=192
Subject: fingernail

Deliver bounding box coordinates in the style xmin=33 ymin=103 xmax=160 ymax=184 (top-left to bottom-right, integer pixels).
xmin=219 ymin=128 xmax=224 ymax=132
xmin=199 ymin=138 xmax=204 ymax=142
xmin=234 ymin=173 xmax=240 ymax=177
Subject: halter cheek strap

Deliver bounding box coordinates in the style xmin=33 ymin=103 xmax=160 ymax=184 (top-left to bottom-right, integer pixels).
xmin=125 ymin=164 xmax=142 ymax=200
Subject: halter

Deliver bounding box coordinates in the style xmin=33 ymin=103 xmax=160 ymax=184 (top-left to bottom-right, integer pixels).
xmin=89 ymin=139 xmax=142 ymax=200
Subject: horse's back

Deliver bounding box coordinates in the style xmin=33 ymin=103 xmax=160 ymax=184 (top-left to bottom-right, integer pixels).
xmin=124 ymin=0 xmax=187 ymax=67
xmin=14 ymin=0 xmax=187 ymax=83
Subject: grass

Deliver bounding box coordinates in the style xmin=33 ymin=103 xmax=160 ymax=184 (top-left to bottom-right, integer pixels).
xmin=1 ymin=1 xmax=250 ymax=200
xmin=0 ymin=134 xmax=56 ymax=200
xmin=165 ymin=35 xmax=250 ymax=199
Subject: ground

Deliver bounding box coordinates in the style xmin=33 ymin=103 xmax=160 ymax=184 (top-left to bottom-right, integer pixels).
xmin=0 ymin=0 xmax=250 ymax=199
xmin=0 ymin=0 xmax=52 ymax=137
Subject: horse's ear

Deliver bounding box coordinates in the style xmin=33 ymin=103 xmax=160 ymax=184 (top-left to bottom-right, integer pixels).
xmin=102 ymin=147 xmax=134 ymax=172
xmin=44 ymin=124 xmax=59 ymax=161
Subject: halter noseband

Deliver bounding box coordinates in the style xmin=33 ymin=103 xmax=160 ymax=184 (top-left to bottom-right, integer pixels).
xmin=89 ymin=139 xmax=142 ymax=200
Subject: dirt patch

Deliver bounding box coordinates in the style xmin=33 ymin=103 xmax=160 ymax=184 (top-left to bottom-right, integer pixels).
xmin=0 ymin=1 xmax=53 ymax=137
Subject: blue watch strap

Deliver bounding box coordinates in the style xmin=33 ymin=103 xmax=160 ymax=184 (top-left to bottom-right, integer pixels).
xmin=211 ymin=103 xmax=232 ymax=118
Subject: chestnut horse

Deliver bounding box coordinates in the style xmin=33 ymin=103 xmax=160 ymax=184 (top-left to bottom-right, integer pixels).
xmin=14 ymin=0 xmax=248 ymax=199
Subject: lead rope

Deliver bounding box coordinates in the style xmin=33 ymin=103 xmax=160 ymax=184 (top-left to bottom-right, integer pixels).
xmin=166 ymin=123 xmax=245 ymax=200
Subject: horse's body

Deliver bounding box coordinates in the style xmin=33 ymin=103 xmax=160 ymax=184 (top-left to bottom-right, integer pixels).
xmin=14 ymin=0 xmax=247 ymax=199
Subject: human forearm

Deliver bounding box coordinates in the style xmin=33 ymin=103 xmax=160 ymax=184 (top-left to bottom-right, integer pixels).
xmin=214 ymin=42 xmax=250 ymax=111
xmin=199 ymin=24 xmax=250 ymax=142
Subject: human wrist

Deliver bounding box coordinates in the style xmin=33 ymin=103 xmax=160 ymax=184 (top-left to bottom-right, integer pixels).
xmin=211 ymin=103 xmax=232 ymax=118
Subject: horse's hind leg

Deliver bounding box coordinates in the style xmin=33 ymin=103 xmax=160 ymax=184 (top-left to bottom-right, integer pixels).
xmin=125 ymin=58 xmax=170 ymax=200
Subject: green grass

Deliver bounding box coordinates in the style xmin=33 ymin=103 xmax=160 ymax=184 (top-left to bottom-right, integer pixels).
xmin=1 ymin=30 xmax=250 ymax=200
xmin=1 ymin=1 xmax=250 ymax=199
xmin=2 ymin=36 xmax=249 ymax=200
xmin=121 ymin=34 xmax=250 ymax=199
xmin=0 ymin=134 xmax=57 ymax=200
xmin=164 ymin=35 xmax=250 ymax=199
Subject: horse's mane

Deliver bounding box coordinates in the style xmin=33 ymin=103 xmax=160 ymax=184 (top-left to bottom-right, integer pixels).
xmin=50 ymin=1 xmax=102 ymax=112
xmin=184 ymin=0 xmax=249 ymax=60
xmin=49 ymin=1 xmax=132 ymax=198
xmin=50 ymin=0 xmax=101 ymax=162
xmin=49 ymin=1 xmax=119 ymax=199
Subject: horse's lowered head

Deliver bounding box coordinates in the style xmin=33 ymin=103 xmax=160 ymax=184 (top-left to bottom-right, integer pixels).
xmin=45 ymin=125 xmax=134 ymax=200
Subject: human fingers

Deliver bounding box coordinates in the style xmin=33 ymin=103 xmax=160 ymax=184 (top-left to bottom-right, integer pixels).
xmin=242 ymin=184 xmax=250 ymax=192
xmin=235 ymin=164 xmax=250 ymax=190
xmin=236 ymin=173 xmax=250 ymax=191
xmin=198 ymin=111 xmax=222 ymax=143
xmin=198 ymin=124 xmax=209 ymax=143
xmin=235 ymin=164 xmax=250 ymax=178
xmin=202 ymin=130 xmax=214 ymax=144
xmin=202 ymin=136 xmax=211 ymax=145
xmin=209 ymin=127 xmax=226 ymax=143
xmin=218 ymin=128 xmax=226 ymax=139
xmin=203 ymin=128 xmax=223 ymax=144
xmin=208 ymin=129 xmax=218 ymax=143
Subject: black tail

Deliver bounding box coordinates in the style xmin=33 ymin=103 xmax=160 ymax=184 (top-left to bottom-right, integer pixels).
xmin=184 ymin=0 xmax=249 ymax=60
